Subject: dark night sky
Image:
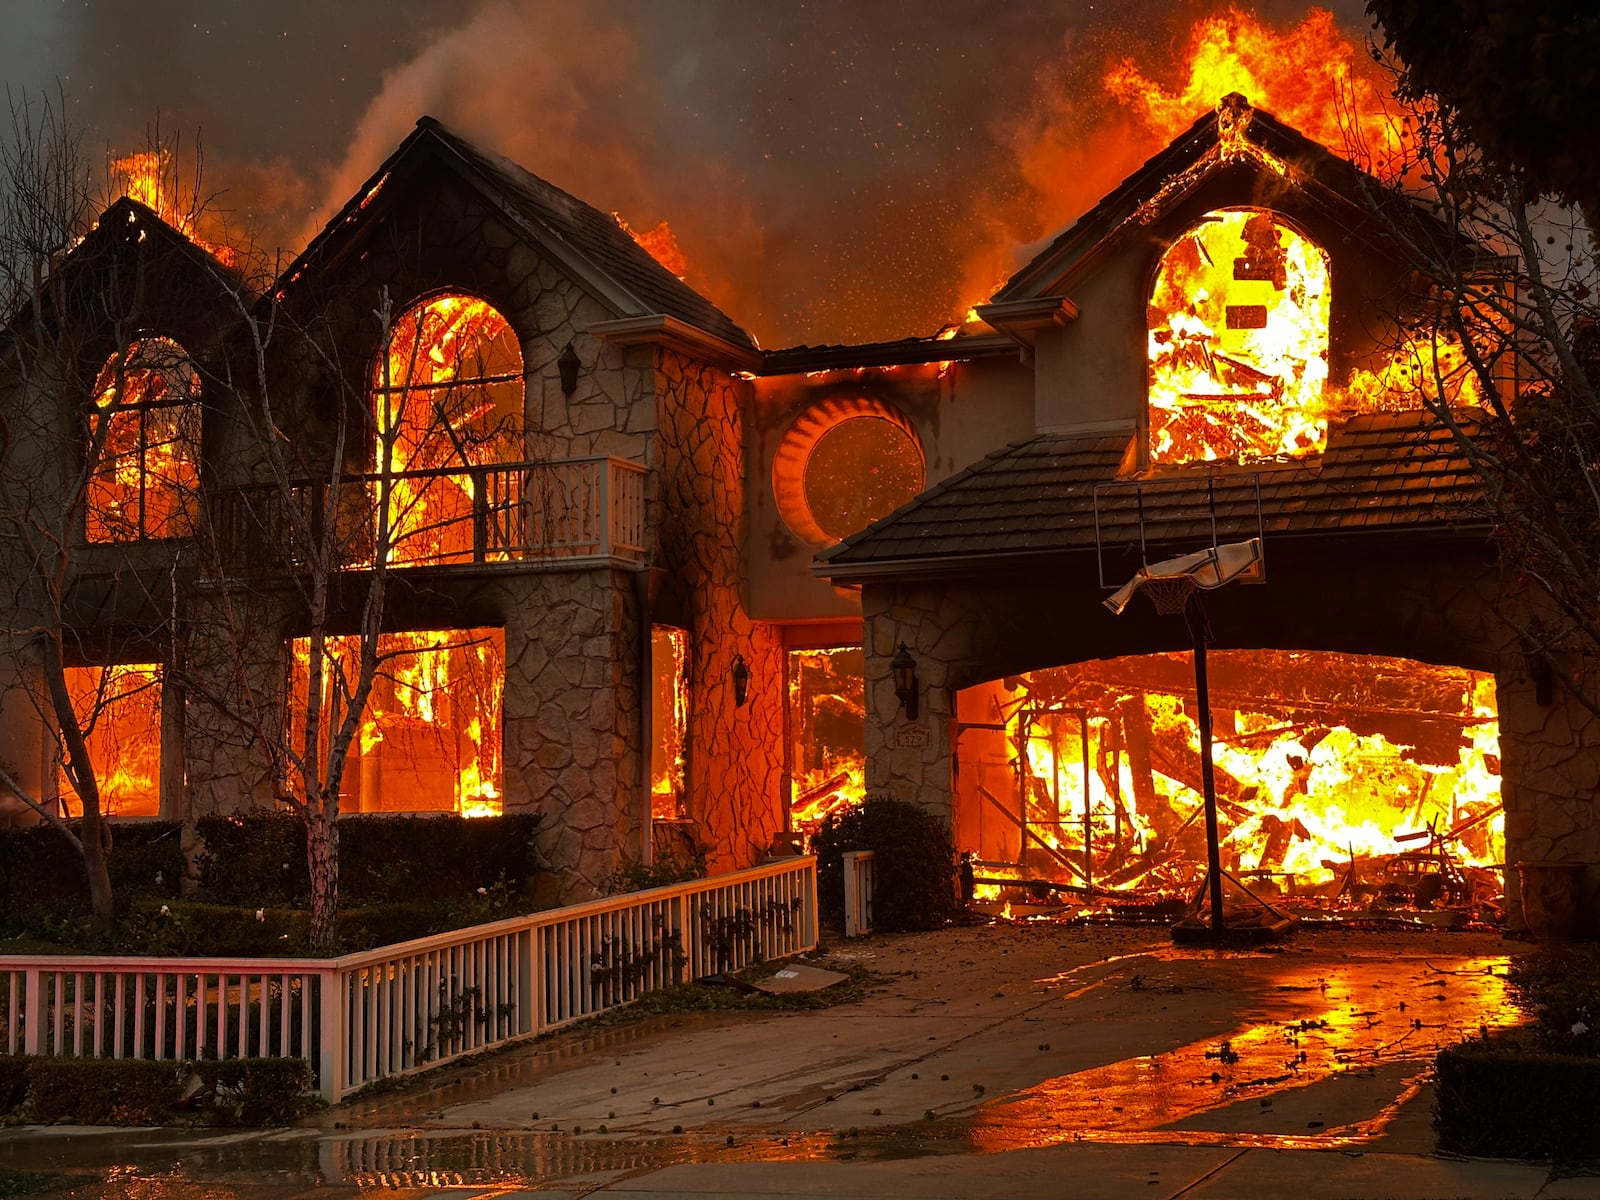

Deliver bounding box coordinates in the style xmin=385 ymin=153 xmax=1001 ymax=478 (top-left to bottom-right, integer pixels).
xmin=1 ymin=0 xmax=1381 ymax=346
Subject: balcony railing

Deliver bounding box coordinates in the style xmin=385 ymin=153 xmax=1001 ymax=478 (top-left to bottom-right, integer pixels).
xmin=206 ymin=456 xmax=647 ymax=574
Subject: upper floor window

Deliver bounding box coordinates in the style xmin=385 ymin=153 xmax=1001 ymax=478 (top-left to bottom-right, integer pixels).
xmin=85 ymin=337 xmax=201 ymax=542
xmin=372 ymin=294 xmax=523 ymax=566
xmin=1147 ymin=209 xmax=1331 ymax=466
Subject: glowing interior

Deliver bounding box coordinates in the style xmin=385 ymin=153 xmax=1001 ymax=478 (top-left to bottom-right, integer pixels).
xmin=85 ymin=338 xmax=202 ymax=543
xmin=1147 ymin=209 xmax=1331 ymax=465
xmin=372 ymin=294 xmax=523 ymax=566
xmin=289 ymin=628 xmax=505 ymax=816
xmin=788 ymin=646 xmax=867 ymax=835
xmin=60 ymin=663 xmax=163 ymax=817
xmin=650 ymin=626 xmax=689 ymax=821
xmin=953 ymin=651 xmax=1502 ymax=903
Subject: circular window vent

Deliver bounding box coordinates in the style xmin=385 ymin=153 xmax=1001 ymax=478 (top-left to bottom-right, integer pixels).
xmin=772 ymin=398 xmax=925 ymax=548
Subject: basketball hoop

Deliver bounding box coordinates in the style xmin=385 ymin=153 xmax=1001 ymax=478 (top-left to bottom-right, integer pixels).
xmin=1139 ymin=575 xmax=1198 ymax=616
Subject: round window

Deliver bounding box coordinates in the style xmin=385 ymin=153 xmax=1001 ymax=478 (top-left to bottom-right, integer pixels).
xmin=773 ymin=399 xmax=925 ymax=547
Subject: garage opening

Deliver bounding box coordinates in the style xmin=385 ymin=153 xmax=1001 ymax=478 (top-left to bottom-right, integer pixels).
xmin=953 ymin=650 xmax=1502 ymax=920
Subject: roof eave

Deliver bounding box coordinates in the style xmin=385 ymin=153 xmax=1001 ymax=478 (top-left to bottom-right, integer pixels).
xmin=588 ymin=313 xmax=764 ymax=372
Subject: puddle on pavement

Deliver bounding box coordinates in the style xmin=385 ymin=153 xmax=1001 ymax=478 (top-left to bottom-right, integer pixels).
xmin=969 ymin=953 xmax=1517 ymax=1152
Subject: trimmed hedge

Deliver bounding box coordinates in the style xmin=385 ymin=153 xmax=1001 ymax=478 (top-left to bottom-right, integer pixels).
xmin=0 ymin=822 xmax=185 ymax=937
xmin=811 ymin=796 xmax=957 ymax=932
xmin=2 ymin=1056 xmax=314 ymax=1126
xmin=195 ymin=811 xmax=545 ymax=905
xmin=1435 ymin=1037 xmax=1600 ymax=1159
xmin=189 ymin=1058 xmax=316 ymax=1125
xmin=25 ymin=1058 xmax=184 ymax=1126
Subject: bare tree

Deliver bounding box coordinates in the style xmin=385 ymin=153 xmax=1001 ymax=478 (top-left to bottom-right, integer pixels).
xmin=184 ymin=281 xmax=524 ymax=951
xmin=0 ymin=90 xmax=218 ymax=933
xmin=1350 ymin=64 xmax=1600 ymax=709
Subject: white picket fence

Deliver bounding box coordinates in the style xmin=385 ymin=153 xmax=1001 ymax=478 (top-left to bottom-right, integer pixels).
xmin=842 ymin=850 xmax=877 ymax=937
xmin=0 ymin=857 xmax=816 ymax=1103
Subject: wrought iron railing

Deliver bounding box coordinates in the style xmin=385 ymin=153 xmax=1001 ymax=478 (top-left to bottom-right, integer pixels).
xmin=206 ymin=455 xmax=647 ymax=573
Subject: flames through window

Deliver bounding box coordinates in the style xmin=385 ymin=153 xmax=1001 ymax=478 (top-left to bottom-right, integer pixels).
xmin=86 ymin=337 xmax=202 ymax=543
xmin=372 ymin=294 xmax=524 ymax=566
xmin=60 ymin=663 xmax=163 ymax=817
xmin=288 ymin=628 xmax=504 ymax=816
xmin=1148 ymin=209 xmax=1330 ymax=465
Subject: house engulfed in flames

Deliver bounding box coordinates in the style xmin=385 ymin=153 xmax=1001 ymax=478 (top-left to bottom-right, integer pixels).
xmin=0 ymin=96 xmax=1586 ymax=924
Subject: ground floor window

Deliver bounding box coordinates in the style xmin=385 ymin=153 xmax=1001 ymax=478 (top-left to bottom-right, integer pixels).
xmin=60 ymin=663 xmax=163 ymax=817
xmin=650 ymin=626 xmax=688 ymax=820
xmin=788 ymin=645 xmax=865 ymax=835
xmin=288 ymin=628 xmax=504 ymax=816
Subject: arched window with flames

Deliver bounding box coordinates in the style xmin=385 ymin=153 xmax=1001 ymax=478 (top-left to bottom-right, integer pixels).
xmin=371 ymin=294 xmax=524 ymax=565
xmin=1147 ymin=208 xmax=1331 ymax=466
xmin=85 ymin=337 xmax=202 ymax=542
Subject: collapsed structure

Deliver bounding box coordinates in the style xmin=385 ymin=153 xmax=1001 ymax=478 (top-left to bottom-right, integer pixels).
xmin=0 ymin=97 xmax=1590 ymax=924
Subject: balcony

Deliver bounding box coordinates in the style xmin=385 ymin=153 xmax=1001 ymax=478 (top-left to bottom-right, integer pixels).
xmin=207 ymin=455 xmax=647 ymax=575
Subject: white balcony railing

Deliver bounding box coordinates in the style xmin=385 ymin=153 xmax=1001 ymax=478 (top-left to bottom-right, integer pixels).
xmin=0 ymin=857 xmax=817 ymax=1103
xmin=207 ymin=455 xmax=647 ymax=574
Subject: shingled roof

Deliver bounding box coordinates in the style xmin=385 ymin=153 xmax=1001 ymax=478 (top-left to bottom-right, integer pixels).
xmin=282 ymin=117 xmax=755 ymax=356
xmin=815 ymin=410 xmax=1491 ymax=582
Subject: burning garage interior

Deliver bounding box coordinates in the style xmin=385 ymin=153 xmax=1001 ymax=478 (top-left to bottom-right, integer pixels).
xmin=2 ymin=81 xmax=1595 ymax=931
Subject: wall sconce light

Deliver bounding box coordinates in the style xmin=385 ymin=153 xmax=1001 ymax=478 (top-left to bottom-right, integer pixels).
xmin=891 ymin=642 xmax=919 ymax=721
xmin=731 ymin=653 xmax=750 ymax=707
xmin=558 ymin=341 xmax=581 ymax=396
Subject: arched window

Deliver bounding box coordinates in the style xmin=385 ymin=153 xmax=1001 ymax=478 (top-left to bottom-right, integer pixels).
xmin=371 ymin=294 xmax=524 ymax=565
xmin=86 ymin=337 xmax=201 ymax=542
xmin=772 ymin=398 xmax=925 ymax=547
xmin=1147 ymin=209 xmax=1331 ymax=465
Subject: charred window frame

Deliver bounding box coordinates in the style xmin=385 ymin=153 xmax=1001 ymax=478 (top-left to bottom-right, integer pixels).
xmin=84 ymin=336 xmax=202 ymax=543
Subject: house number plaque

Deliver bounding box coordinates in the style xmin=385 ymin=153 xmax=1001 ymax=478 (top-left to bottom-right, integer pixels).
xmin=895 ymin=724 xmax=930 ymax=748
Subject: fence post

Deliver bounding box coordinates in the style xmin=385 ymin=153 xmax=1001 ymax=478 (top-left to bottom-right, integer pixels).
xmin=317 ymin=968 xmax=342 ymax=1104
xmin=843 ymin=851 xmax=876 ymax=937
xmin=23 ymin=968 xmax=42 ymax=1056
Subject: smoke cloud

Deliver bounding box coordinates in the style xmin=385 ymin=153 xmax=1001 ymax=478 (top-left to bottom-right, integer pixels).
xmin=17 ymin=0 xmax=1382 ymax=347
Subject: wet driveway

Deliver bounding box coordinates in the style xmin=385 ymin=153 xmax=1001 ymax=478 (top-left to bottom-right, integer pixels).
xmin=0 ymin=924 xmax=1549 ymax=1198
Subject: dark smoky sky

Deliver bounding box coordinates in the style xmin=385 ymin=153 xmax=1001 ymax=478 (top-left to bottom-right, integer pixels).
xmin=2 ymin=0 xmax=1379 ymax=347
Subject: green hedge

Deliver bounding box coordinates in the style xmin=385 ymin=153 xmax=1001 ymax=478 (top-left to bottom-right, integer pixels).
xmin=195 ymin=812 xmax=545 ymax=905
xmin=25 ymin=1058 xmax=184 ymax=1125
xmin=1435 ymin=1037 xmax=1600 ymax=1159
xmin=3 ymin=1056 xmax=314 ymax=1126
xmin=0 ymin=822 xmax=185 ymax=937
xmin=811 ymin=796 xmax=957 ymax=933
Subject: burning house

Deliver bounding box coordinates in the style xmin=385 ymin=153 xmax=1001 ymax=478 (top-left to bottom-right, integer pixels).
xmin=0 ymin=89 xmax=1592 ymax=925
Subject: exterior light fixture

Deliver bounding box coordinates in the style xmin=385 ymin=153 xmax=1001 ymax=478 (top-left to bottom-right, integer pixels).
xmin=558 ymin=341 xmax=581 ymax=395
xmin=890 ymin=642 xmax=919 ymax=721
xmin=731 ymin=653 xmax=750 ymax=707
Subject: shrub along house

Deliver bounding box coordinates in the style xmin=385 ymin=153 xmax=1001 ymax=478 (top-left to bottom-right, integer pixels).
xmin=1 ymin=98 xmax=1592 ymax=923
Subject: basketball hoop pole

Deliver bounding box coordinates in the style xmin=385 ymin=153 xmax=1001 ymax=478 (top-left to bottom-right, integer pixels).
xmin=1185 ymin=591 xmax=1227 ymax=934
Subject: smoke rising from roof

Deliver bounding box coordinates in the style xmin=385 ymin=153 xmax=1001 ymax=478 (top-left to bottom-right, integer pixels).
xmin=16 ymin=0 xmax=1380 ymax=348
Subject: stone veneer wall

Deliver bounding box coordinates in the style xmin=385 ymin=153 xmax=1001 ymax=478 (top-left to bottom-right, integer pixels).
xmin=861 ymin=561 xmax=1600 ymax=931
xmin=654 ymin=348 xmax=785 ymax=872
xmin=182 ymin=568 xmax=644 ymax=903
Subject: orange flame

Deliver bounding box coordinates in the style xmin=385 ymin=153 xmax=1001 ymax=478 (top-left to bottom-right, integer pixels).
xmin=289 ymin=629 xmax=504 ymax=817
xmin=61 ymin=664 xmax=163 ymax=817
xmin=1103 ymin=7 xmax=1404 ymax=170
xmin=615 ymin=212 xmax=688 ymax=278
xmin=110 ymin=149 xmax=238 ymax=266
